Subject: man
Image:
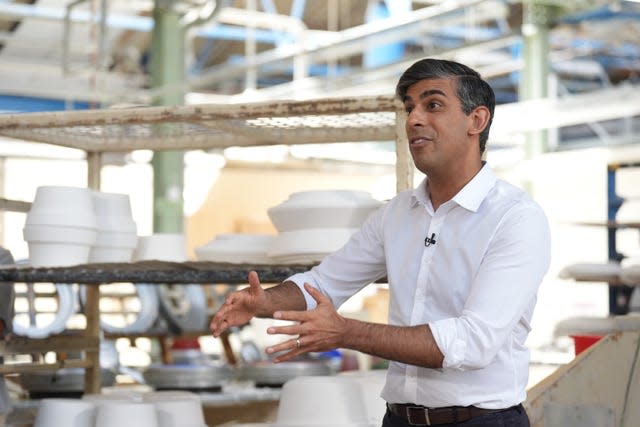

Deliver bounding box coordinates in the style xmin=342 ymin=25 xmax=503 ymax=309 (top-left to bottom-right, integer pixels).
xmin=211 ymin=58 xmax=550 ymax=426
xmin=0 ymin=247 xmax=15 ymax=423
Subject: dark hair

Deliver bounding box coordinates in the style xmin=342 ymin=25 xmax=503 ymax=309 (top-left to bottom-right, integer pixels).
xmin=396 ymin=58 xmax=495 ymax=153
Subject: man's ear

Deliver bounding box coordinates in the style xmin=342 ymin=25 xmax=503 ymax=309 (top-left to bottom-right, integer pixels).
xmin=468 ymin=106 xmax=491 ymax=137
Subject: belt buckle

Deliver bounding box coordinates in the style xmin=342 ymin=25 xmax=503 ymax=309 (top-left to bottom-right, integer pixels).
xmin=406 ymin=406 xmax=431 ymax=426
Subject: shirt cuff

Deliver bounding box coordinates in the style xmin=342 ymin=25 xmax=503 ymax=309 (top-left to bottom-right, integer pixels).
xmin=430 ymin=318 xmax=466 ymax=370
xmin=285 ymin=272 xmax=318 ymax=310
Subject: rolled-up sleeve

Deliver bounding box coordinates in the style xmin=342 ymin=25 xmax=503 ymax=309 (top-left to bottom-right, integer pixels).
xmin=430 ymin=201 xmax=550 ymax=370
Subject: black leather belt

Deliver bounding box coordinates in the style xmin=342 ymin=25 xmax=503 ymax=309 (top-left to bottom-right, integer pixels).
xmin=387 ymin=402 xmax=511 ymax=426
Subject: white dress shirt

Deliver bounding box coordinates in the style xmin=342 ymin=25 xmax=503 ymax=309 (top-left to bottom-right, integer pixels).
xmin=287 ymin=163 xmax=551 ymax=409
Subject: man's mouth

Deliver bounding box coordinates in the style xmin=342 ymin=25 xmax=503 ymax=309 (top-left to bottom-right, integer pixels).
xmin=409 ymin=137 xmax=430 ymax=146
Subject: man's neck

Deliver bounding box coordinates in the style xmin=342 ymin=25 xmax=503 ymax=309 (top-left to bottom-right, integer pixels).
xmin=427 ymin=161 xmax=483 ymax=211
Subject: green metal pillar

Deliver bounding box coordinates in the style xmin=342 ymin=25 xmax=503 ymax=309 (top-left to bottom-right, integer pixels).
xmin=519 ymin=1 xmax=558 ymax=158
xmin=150 ymin=1 xmax=185 ymax=233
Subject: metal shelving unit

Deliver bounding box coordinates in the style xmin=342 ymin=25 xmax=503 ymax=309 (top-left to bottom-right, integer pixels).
xmin=606 ymin=161 xmax=640 ymax=315
xmin=0 ymin=95 xmax=410 ymax=394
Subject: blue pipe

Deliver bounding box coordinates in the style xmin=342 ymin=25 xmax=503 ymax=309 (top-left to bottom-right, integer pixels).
xmin=0 ymin=95 xmax=91 ymax=113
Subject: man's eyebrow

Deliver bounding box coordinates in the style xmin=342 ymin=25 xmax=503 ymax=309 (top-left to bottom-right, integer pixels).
xmin=402 ymin=89 xmax=447 ymax=103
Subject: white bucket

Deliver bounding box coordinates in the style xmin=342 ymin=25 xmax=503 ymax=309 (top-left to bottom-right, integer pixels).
xmin=33 ymin=398 xmax=95 ymax=427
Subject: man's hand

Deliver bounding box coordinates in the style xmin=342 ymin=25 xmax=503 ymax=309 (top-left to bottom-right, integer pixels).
xmin=210 ymin=270 xmax=267 ymax=337
xmin=264 ymin=283 xmax=346 ymax=363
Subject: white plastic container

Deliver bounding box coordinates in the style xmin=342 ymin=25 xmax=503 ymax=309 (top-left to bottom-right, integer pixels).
xmin=92 ymin=191 xmax=137 ymax=233
xmin=276 ymin=376 xmax=368 ymax=425
xmin=339 ymin=370 xmax=387 ymax=425
xmin=195 ymin=233 xmax=276 ymax=264
xmin=89 ymin=191 xmax=138 ymax=263
xmin=95 ymin=402 xmax=158 ymax=427
xmin=267 ymin=190 xmax=382 ymax=232
xmin=149 ymin=398 xmax=206 ymax=427
xmin=25 ymin=241 xmax=94 ymax=267
xmin=23 ymin=224 xmax=97 ymax=245
xmin=267 ymin=228 xmax=359 ymax=264
xmin=23 ymin=224 xmax=97 ymax=266
xmin=27 ymin=186 xmax=97 ymax=229
xmin=33 ymin=398 xmax=95 ymax=427
xmin=135 ymin=233 xmax=188 ymax=262
xmin=89 ymin=230 xmax=138 ymax=263
xmin=82 ymin=393 xmax=138 ymax=405
xmin=24 ymin=186 xmax=98 ymax=266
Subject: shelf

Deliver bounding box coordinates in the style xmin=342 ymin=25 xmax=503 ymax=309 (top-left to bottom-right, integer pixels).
xmin=0 ymin=96 xmax=400 ymax=152
xmin=0 ymin=334 xmax=99 ymax=356
xmin=0 ymin=334 xmax=99 ymax=375
xmin=0 ymin=197 xmax=31 ymax=213
xmin=0 ymin=261 xmax=315 ymax=285
xmin=0 ymin=95 xmax=408 ymax=395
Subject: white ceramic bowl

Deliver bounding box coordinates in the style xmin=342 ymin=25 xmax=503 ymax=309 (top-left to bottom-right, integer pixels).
xmin=267 ymin=190 xmax=382 ymax=232
xmin=150 ymin=398 xmax=206 ymax=427
xmin=34 ymin=398 xmax=95 ymax=427
xmin=141 ymin=390 xmax=201 ymax=402
xmin=25 ymin=211 xmax=97 ymax=230
xmin=267 ymin=228 xmax=359 ymax=263
xmin=94 ymin=231 xmax=138 ymax=248
xmin=339 ymin=370 xmax=387 ymax=425
xmin=23 ymin=224 xmax=97 ymax=245
xmin=195 ymin=233 xmax=276 ymax=264
xmin=95 ymin=402 xmax=158 ymax=427
xmin=558 ymin=262 xmax=622 ymax=282
xmin=90 ymin=230 xmax=138 ymax=262
xmin=135 ymin=233 xmax=188 ymax=262
xmin=89 ymin=247 xmax=136 ymax=263
xmin=23 ymin=224 xmax=97 ymax=266
xmin=31 ymin=186 xmax=94 ymax=210
xmin=93 ymin=191 xmax=137 ymax=233
xmin=27 ymin=186 xmax=96 ymax=229
xmin=82 ymin=393 xmax=138 ymax=405
xmin=26 ymin=242 xmax=93 ymax=267
xmin=276 ymin=376 xmax=368 ymax=425
xmin=89 ymin=230 xmax=138 ymax=262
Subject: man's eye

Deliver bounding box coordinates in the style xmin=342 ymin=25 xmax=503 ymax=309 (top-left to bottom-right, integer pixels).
xmin=404 ymin=106 xmax=413 ymax=113
xmin=427 ymin=102 xmax=441 ymax=109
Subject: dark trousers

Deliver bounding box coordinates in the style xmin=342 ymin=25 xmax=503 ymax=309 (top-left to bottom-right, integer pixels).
xmin=382 ymin=404 xmax=530 ymax=427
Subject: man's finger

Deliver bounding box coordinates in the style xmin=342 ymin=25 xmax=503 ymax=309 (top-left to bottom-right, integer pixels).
xmin=248 ymin=270 xmax=261 ymax=290
xmin=304 ymin=283 xmax=332 ymax=305
xmin=267 ymin=323 xmax=303 ymax=336
xmin=273 ymin=309 xmax=308 ymax=322
xmin=265 ymin=338 xmax=304 ymax=360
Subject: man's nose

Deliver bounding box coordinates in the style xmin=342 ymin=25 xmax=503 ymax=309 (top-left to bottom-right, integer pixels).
xmin=406 ymin=109 xmax=425 ymax=126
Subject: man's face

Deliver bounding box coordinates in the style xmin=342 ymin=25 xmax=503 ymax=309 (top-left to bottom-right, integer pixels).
xmin=402 ymin=78 xmax=475 ymax=175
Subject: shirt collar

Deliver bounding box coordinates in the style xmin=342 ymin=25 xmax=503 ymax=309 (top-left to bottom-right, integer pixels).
xmin=410 ymin=162 xmax=496 ymax=213
xmin=411 ymin=178 xmax=430 ymax=208
xmin=452 ymin=162 xmax=496 ymax=212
